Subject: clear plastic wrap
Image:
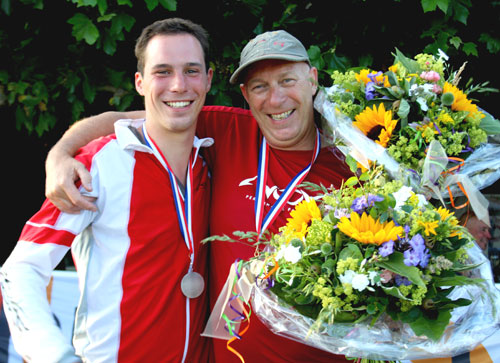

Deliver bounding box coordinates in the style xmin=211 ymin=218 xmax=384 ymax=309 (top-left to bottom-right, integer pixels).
xmin=204 ymin=244 xmax=500 ymax=361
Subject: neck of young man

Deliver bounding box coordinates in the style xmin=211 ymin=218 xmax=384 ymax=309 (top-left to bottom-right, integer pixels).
xmin=143 ymin=120 xmax=196 ymax=187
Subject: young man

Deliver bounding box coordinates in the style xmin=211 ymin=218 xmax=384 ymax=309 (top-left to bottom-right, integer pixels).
xmin=1 ymin=18 xmax=213 ymax=362
xmin=44 ymin=30 xmax=353 ymax=362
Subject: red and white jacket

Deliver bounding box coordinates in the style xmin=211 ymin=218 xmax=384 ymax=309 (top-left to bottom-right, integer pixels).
xmin=1 ymin=119 xmax=213 ymax=363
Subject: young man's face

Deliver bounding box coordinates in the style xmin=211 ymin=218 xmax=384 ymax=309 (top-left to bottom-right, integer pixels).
xmin=135 ymin=33 xmax=213 ymax=134
xmin=240 ymin=59 xmax=318 ymax=151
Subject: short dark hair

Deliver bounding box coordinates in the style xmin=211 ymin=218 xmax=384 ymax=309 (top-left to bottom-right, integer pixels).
xmin=134 ymin=18 xmax=210 ymax=74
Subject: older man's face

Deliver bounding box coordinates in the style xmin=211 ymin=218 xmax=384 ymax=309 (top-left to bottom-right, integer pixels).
xmin=240 ymin=60 xmax=318 ymax=151
xmin=466 ymin=216 xmax=491 ymax=250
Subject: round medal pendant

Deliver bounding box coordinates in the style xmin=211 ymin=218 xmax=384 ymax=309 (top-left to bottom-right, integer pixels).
xmin=181 ymin=271 xmax=204 ymax=298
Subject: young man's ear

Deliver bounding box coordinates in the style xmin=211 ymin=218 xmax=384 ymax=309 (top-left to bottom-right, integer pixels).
xmin=135 ymin=72 xmax=145 ymax=96
xmin=205 ymin=68 xmax=214 ymax=92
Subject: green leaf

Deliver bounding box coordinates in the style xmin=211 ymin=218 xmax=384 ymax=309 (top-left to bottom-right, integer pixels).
xmin=462 ymin=42 xmax=478 ymax=57
xmin=82 ymin=76 xmax=96 ymax=103
xmin=421 ymin=0 xmax=449 ymax=13
xmin=452 ymin=2 xmax=469 ymax=25
xmin=159 ymin=0 xmax=177 ymax=11
xmin=432 ymin=275 xmax=482 ymax=287
xmin=421 ymin=0 xmax=439 ymax=12
xmin=478 ymin=33 xmax=500 ymax=54
xmin=339 ymin=243 xmax=363 ymax=261
xmin=67 ymin=13 xmax=100 ymax=45
xmin=394 ymin=48 xmax=421 ymax=74
xmin=117 ymin=0 xmax=133 ymax=6
xmin=449 ymin=36 xmax=461 ymax=49
xmin=387 ymin=71 xmax=398 ymax=87
xmin=144 ymin=0 xmax=158 ymax=11
xmin=72 ymin=0 xmax=97 ymax=6
xmin=345 ymin=154 xmax=359 ymax=173
xmin=397 ymin=98 xmax=410 ymax=120
xmin=479 ymin=111 xmax=500 ymax=134
xmin=409 ymin=308 xmax=451 ymax=341
xmin=381 ymin=285 xmax=413 ymax=300
xmin=345 ymin=176 xmax=359 ymax=187
xmin=96 ymin=0 xmax=107 ymax=15
xmin=295 ymin=293 xmax=314 ymax=305
xmin=376 ymin=252 xmax=426 ymax=287
xmin=436 ymin=0 xmax=449 ymax=13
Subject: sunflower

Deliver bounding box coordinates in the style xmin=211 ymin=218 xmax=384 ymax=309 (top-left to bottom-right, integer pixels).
xmin=285 ymin=198 xmax=321 ymax=239
xmin=442 ymin=82 xmax=485 ymax=120
xmin=353 ymin=103 xmax=398 ymax=148
xmin=337 ymin=212 xmax=404 ymax=245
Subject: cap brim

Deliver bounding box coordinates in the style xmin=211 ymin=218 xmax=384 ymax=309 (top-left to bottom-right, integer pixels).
xmin=229 ymin=54 xmax=310 ymax=84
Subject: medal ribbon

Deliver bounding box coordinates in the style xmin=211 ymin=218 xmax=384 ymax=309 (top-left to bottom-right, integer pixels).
xmin=254 ymin=128 xmax=321 ymax=235
xmin=142 ymin=125 xmax=195 ymax=263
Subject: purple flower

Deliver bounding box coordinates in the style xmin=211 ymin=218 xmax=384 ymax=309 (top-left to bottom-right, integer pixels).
xmin=404 ymin=233 xmax=430 ymax=268
xmin=368 ymin=194 xmax=384 ymax=205
xmin=334 ymin=208 xmax=350 ymax=219
xmin=365 ymin=82 xmax=377 ymax=100
xmin=379 ymin=240 xmax=395 ymax=257
xmin=409 ymin=234 xmax=425 ymax=253
xmin=419 ymin=252 xmax=430 ymax=268
xmin=404 ymin=249 xmax=420 ymax=266
xmin=395 ymin=275 xmax=412 ymax=286
xmin=351 ymin=194 xmax=384 ymax=214
xmin=367 ymin=71 xmax=383 ymax=83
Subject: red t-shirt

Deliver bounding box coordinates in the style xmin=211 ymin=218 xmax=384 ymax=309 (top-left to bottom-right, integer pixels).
xmin=197 ymin=106 xmax=352 ymax=363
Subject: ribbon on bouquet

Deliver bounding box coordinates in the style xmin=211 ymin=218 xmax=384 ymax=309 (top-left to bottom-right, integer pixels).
xmin=421 ymin=140 xmax=490 ymax=227
xmin=202 ymin=259 xmax=266 ymax=362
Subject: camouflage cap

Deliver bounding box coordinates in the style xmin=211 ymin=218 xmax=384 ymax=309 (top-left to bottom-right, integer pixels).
xmin=230 ymin=30 xmax=310 ymax=84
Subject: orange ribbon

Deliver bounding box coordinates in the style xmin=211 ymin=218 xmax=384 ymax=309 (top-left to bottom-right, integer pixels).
xmin=227 ymin=303 xmax=251 ymax=363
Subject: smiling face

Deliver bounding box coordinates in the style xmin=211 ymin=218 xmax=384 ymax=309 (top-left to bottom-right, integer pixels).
xmin=466 ymin=216 xmax=491 ymax=250
xmin=135 ymin=33 xmax=213 ymax=135
xmin=240 ymin=59 xmax=318 ymax=151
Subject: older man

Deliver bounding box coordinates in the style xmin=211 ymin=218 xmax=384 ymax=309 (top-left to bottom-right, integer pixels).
xmin=44 ymin=30 xmax=352 ymax=362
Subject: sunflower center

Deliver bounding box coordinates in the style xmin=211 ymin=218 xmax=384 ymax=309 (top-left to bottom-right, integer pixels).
xmin=367 ymin=125 xmax=384 ymax=141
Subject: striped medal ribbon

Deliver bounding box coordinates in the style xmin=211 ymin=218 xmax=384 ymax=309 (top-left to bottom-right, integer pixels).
xmin=142 ymin=125 xmax=204 ymax=299
xmin=254 ymin=128 xmax=321 ymax=236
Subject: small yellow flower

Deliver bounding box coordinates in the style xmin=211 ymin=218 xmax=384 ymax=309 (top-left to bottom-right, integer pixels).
xmin=285 ymin=198 xmax=321 ymax=239
xmin=416 ymin=122 xmax=438 ymax=134
xmin=338 ymin=212 xmax=404 ymax=245
xmin=437 ymin=207 xmax=454 ymax=221
xmin=388 ymin=64 xmax=399 ymax=73
xmin=355 ymin=69 xmax=390 ymax=87
xmin=418 ymin=220 xmax=439 ymax=236
xmin=436 ymin=111 xmax=454 ymax=125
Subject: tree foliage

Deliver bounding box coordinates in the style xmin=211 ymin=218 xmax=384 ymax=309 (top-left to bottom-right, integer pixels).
xmin=0 ymin=0 xmax=498 ymax=136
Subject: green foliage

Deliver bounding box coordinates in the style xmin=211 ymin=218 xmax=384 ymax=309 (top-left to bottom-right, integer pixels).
xmin=0 ymin=0 xmax=498 ymax=136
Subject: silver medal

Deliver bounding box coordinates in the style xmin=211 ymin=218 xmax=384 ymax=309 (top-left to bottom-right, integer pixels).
xmin=181 ymin=271 xmax=204 ymax=298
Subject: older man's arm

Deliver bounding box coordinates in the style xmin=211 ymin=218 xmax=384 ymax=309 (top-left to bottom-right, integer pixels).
xmin=45 ymin=110 xmax=145 ymax=213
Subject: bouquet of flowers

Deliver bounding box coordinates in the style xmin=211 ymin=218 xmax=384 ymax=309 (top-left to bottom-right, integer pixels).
xmin=202 ymin=162 xmax=500 ymax=361
xmin=317 ymin=49 xmax=500 ymax=211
